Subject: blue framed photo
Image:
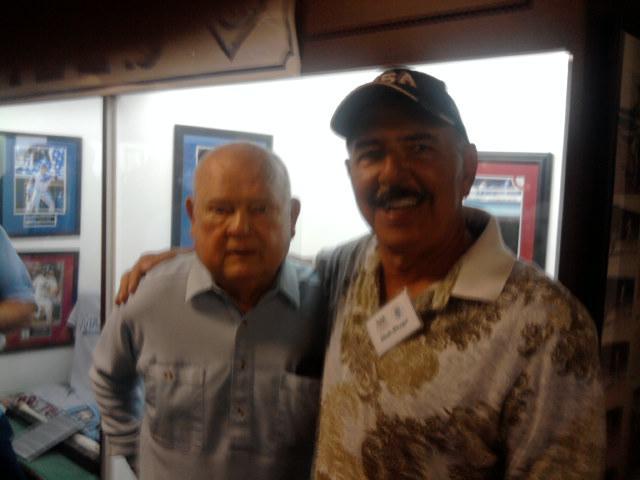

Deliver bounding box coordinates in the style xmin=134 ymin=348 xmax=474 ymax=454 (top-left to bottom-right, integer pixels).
xmin=0 ymin=132 xmax=82 ymax=237
xmin=172 ymin=125 xmax=273 ymax=247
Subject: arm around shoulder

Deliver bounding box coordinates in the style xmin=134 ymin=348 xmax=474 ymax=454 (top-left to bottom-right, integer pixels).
xmin=115 ymin=247 xmax=191 ymax=305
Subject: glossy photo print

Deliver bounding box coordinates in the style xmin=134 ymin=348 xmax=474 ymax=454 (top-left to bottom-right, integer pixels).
xmin=0 ymin=132 xmax=82 ymax=237
xmin=1 ymin=251 xmax=78 ymax=353
xmin=464 ymin=152 xmax=552 ymax=268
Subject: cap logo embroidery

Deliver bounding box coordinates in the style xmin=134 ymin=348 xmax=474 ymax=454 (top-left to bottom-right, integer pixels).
xmin=377 ymin=71 xmax=417 ymax=89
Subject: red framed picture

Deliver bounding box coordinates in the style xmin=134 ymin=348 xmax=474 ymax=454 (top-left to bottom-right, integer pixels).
xmin=2 ymin=251 xmax=78 ymax=353
xmin=464 ymin=152 xmax=552 ymax=268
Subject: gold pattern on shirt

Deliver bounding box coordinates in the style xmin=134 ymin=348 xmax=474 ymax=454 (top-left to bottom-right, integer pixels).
xmin=339 ymin=247 xmax=490 ymax=401
xmin=314 ymin=228 xmax=605 ymax=480
xmin=426 ymin=299 xmax=502 ymax=351
xmin=519 ymin=406 xmax=604 ymax=480
xmin=377 ymin=336 xmax=439 ymax=396
xmin=502 ymin=372 xmax=533 ymax=428
xmin=315 ymin=383 xmax=366 ymax=480
xmin=518 ymin=322 xmax=554 ymax=357
xmin=342 ymin=316 xmax=381 ymax=400
xmin=360 ymin=404 xmax=500 ymax=480
xmin=512 ymin=264 xmax=600 ymax=382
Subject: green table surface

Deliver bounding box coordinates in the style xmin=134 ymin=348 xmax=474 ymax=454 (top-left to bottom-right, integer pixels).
xmin=9 ymin=415 xmax=99 ymax=480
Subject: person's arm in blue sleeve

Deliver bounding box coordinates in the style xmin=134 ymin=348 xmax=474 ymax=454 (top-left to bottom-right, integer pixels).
xmin=0 ymin=226 xmax=35 ymax=333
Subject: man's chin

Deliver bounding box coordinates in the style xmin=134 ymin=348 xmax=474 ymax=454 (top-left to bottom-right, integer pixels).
xmin=223 ymin=266 xmax=261 ymax=280
xmin=374 ymin=228 xmax=424 ymax=253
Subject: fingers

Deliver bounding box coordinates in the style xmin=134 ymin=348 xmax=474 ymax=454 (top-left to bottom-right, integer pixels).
xmin=114 ymin=249 xmax=187 ymax=305
xmin=127 ymin=265 xmax=144 ymax=296
xmin=115 ymin=264 xmax=144 ymax=305
xmin=115 ymin=271 xmax=132 ymax=305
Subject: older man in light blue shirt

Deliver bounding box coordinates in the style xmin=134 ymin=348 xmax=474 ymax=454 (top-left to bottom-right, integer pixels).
xmin=0 ymin=225 xmax=35 ymax=479
xmin=91 ymin=144 xmax=327 ymax=479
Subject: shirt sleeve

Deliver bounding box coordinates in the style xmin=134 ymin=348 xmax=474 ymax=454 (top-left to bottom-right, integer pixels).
xmin=90 ymin=306 xmax=142 ymax=459
xmin=502 ymin=296 xmax=606 ymax=479
xmin=0 ymin=226 xmax=34 ymax=302
xmin=314 ymin=236 xmax=367 ymax=326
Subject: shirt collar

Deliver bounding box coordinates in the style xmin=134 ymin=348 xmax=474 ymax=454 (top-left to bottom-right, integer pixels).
xmin=186 ymin=254 xmax=214 ymax=301
xmin=185 ymin=254 xmax=300 ymax=309
xmin=450 ymin=207 xmax=516 ymax=302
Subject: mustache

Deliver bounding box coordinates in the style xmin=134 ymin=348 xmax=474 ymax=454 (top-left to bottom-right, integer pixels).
xmin=369 ymin=185 xmax=431 ymax=207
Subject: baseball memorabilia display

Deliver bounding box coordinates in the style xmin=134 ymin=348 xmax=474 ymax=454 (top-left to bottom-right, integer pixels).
xmin=1 ymin=251 xmax=78 ymax=353
xmin=0 ymin=132 xmax=82 ymax=237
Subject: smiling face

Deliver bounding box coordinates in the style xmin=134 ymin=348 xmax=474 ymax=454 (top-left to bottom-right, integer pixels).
xmin=186 ymin=144 xmax=299 ymax=306
xmin=346 ymin=102 xmax=477 ymax=257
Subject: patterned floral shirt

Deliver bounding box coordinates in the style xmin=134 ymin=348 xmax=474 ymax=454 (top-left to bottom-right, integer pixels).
xmin=313 ymin=209 xmax=605 ymax=480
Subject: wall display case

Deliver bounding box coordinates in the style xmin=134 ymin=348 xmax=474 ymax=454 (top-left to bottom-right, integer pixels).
xmin=172 ymin=124 xmax=273 ymax=247
xmin=2 ymin=251 xmax=79 ymax=353
xmin=0 ymin=132 xmax=82 ymax=237
xmin=464 ymin=152 xmax=552 ymax=267
xmin=0 ymin=96 xmax=102 ymax=400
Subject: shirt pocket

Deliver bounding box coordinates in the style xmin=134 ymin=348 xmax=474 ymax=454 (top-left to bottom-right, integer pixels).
xmin=274 ymin=372 xmax=321 ymax=450
xmin=144 ymin=362 xmax=205 ymax=452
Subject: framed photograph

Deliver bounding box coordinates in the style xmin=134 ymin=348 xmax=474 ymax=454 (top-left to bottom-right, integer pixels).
xmin=1 ymin=252 xmax=78 ymax=353
xmin=172 ymin=125 xmax=273 ymax=247
xmin=464 ymin=152 xmax=552 ymax=267
xmin=0 ymin=132 xmax=82 ymax=237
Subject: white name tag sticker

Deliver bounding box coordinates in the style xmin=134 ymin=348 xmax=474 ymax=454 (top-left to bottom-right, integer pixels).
xmin=366 ymin=289 xmax=423 ymax=356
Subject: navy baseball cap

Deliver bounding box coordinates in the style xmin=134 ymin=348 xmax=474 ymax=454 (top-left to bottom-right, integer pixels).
xmin=330 ymin=67 xmax=469 ymax=142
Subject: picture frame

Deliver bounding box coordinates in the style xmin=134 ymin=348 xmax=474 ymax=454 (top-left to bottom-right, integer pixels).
xmin=2 ymin=251 xmax=79 ymax=353
xmin=464 ymin=152 xmax=552 ymax=267
xmin=0 ymin=132 xmax=82 ymax=237
xmin=172 ymin=125 xmax=273 ymax=247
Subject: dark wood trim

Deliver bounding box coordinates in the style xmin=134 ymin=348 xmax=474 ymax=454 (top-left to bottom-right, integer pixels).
xmin=299 ymin=0 xmax=531 ymax=41
xmin=298 ymin=0 xmax=583 ymax=75
xmin=557 ymin=2 xmax=623 ymax=338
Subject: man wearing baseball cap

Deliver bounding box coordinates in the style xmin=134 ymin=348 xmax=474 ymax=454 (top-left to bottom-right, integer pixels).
xmin=115 ymin=67 xmax=606 ymax=478
xmin=312 ymin=67 xmax=605 ymax=479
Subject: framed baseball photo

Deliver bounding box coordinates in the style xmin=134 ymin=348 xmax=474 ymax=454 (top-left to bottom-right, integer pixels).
xmin=0 ymin=132 xmax=82 ymax=237
xmin=172 ymin=125 xmax=273 ymax=247
xmin=1 ymin=251 xmax=79 ymax=353
xmin=463 ymin=152 xmax=552 ymax=268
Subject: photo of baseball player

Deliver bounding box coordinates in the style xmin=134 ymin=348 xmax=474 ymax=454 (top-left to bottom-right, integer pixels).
xmin=26 ymin=262 xmax=63 ymax=326
xmin=13 ymin=144 xmax=67 ymax=215
xmin=26 ymin=161 xmax=56 ymax=213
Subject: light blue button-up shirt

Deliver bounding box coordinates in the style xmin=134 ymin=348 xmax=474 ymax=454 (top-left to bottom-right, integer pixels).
xmin=91 ymin=253 xmax=327 ymax=479
xmin=0 ymin=225 xmax=34 ymax=303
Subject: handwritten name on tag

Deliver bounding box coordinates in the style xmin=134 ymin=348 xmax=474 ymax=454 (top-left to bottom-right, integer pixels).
xmin=366 ymin=289 xmax=423 ymax=356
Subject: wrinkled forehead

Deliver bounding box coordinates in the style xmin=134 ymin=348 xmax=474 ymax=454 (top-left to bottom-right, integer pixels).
xmin=195 ymin=150 xmax=289 ymax=202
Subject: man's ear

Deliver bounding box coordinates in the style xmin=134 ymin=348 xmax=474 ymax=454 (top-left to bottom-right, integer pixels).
xmin=344 ymin=158 xmax=352 ymax=178
xmin=186 ymin=197 xmax=195 ymax=222
xmin=289 ymin=198 xmax=301 ymax=238
xmin=461 ymin=143 xmax=478 ymax=197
